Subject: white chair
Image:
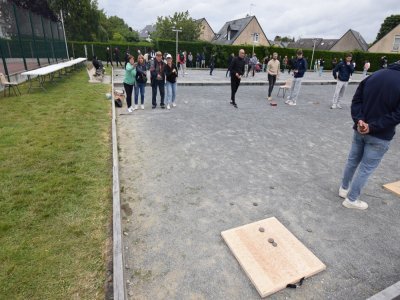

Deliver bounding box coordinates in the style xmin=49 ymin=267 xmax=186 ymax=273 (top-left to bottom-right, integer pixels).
xmin=0 ymin=73 xmax=21 ymax=96
xmin=277 ymin=79 xmax=292 ymax=98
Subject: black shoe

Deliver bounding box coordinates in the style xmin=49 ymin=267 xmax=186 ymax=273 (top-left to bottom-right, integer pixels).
xmin=160 ymin=104 xmax=165 ymax=109
xmin=152 ymin=105 xmax=156 ymax=109
xmin=230 ymin=101 xmax=237 ymax=108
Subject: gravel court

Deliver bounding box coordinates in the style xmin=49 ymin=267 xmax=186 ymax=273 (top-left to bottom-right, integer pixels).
xmin=117 ymin=84 xmax=400 ymax=300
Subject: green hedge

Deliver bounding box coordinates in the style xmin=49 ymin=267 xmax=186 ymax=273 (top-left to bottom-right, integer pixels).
xmin=68 ymin=40 xmax=152 ymax=62
xmin=68 ymin=40 xmax=399 ymax=72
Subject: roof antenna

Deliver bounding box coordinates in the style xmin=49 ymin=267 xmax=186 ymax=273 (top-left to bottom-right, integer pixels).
xmin=249 ymin=3 xmax=255 ymax=16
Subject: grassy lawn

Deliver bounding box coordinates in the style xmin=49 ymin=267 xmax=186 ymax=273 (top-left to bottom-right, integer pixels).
xmin=0 ymin=69 xmax=112 ymax=299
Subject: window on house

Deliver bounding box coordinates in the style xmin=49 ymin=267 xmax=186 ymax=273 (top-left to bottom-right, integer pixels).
xmin=227 ymin=30 xmax=231 ymax=40
xmin=393 ymin=35 xmax=400 ymax=52
xmin=253 ymin=33 xmax=259 ymax=42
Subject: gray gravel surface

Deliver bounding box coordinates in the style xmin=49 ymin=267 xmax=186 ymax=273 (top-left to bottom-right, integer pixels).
xmin=117 ymin=84 xmax=400 ymax=300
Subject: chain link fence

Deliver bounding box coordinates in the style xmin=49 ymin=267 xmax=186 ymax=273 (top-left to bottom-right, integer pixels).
xmin=0 ymin=0 xmax=67 ymax=80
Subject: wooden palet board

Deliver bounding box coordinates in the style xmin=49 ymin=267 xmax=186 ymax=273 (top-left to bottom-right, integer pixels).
xmin=221 ymin=217 xmax=326 ymax=298
xmin=383 ymin=181 xmax=400 ymax=197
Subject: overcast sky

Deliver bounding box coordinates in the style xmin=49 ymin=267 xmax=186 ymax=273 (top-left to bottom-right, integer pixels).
xmin=97 ymin=0 xmax=398 ymax=43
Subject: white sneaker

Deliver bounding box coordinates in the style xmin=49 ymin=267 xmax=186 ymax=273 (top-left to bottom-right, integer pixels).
xmin=336 ymin=104 xmax=342 ymax=109
xmin=331 ymin=104 xmax=337 ymax=109
xmin=288 ymin=101 xmax=297 ymax=106
xmin=127 ymin=107 xmax=133 ymax=113
xmin=338 ymin=186 xmax=348 ymax=198
xmin=133 ymin=105 xmax=138 ymax=111
xmin=167 ymin=104 xmax=170 ymax=110
xmin=342 ymin=198 xmax=368 ymax=210
xmin=285 ymin=99 xmax=291 ymax=104
xmin=172 ymin=103 xmax=177 ymax=107
xmin=141 ymin=105 xmax=144 ymax=110
xmin=268 ymin=96 xmax=272 ymax=101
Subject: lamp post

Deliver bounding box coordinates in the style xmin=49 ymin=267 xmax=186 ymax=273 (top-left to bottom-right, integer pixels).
xmin=310 ymin=39 xmax=317 ymax=70
xmin=172 ymin=26 xmax=182 ymax=60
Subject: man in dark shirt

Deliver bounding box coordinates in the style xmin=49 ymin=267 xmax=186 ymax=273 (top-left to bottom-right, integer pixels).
xmin=229 ymin=49 xmax=245 ymax=108
xmin=338 ymin=61 xmax=400 ymax=210
xmin=331 ymin=53 xmax=354 ymax=109
xmin=150 ymin=51 xmax=166 ymax=109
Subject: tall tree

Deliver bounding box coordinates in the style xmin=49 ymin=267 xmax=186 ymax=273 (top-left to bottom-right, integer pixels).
xmin=105 ymin=15 xmax=139 ymax=42
xmin=48 ymin=0 xmax=101 ymax=41
xmin=153 ymin=11 xmax=201 ymax=41
xmin=375 ymin=14 xmax=400 ymax=42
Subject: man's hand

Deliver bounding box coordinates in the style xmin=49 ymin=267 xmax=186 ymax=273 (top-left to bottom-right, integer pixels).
xmin=357 ymin=120 xmax=370 ymax=134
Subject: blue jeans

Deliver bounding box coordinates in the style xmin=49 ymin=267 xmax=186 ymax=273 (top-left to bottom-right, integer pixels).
xmin=341 ymin=131 xmax=390 ymax=201
xmin=165 ymin=81 xmax=176 ymax=104
xmin=134 ymin=82 xmax=145 ymax=105
xmin=319 ymin=66 xmax=324 ymax=76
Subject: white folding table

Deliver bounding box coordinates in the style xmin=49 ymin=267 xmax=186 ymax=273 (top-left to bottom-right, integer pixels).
xmin=21 ymin=58 xmax=87 ymax=92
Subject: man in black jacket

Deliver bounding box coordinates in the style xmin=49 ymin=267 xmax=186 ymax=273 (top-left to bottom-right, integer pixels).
xmin=150 ymin=51 xmax=166 ymax=109
xmin=331 ymin=53 xmax=354 ymax=109
xmin=229 ymin=49 xmax=245 ymax=108
xmin=338 ymin=61 xmax=400 ymax=210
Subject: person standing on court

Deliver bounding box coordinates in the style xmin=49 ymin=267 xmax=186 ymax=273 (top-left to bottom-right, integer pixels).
xmin=105 ymin=47 xmax=113 ymax=67
xmin=229 ymin=49 xmax=245 ymax=108
xmin=123 ymin=55 xmax=137 ymax=113
xmin=331 ymin=53 xmax=354 ymax=109
xmin=165 ymin=54 xmax=178 ymax=110
xmin=209 ymin=54 xmax=216 ymax=76
xmin=266 ymin=52 xmax=280 ymax=101
xmin=285 ymin=49 xmax=307 ymax=106
xmin=363 ymin=60 xmax=370 ymax=77
xmin=338 ymin=60 xmax=400 ymax=210
xmin=150 ymin=51 xmax=166 ymax=109
xmin=134 ymin=54 xmax=147 ymax=110
xmin=319 ymin=58 xmax=325 ymax=76
xmin=226 ymin=53 xmax=234 ymax=77
xmin=113 ymin=47 xmax=122 ymax=67
xmin=187 ymin=52 xmax=193 ymax=68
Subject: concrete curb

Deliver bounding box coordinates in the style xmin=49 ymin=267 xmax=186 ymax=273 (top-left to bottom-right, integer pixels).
xmin=367 ymin=281 xmax=400 ymax=300
xmin=111 ymin=67 xmax=126 ymax=300
xmin=113 ymin=80 xmax=361 ymax=87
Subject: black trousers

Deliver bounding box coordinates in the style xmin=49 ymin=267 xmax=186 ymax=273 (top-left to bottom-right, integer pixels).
xmin=124 ymin=82 xmax=134 ymax=108
xmin=106 ymin=57 xmax=113 ymax=66
xmin=115 ymin=57 xmax=122 ymax=67
xmin=151 ymin=80 xmax=165 ymax=106
xmin=230 ymin=76 xmax=241 ymax=102
xmin=268 ymin=74 xmax=277 ymax=97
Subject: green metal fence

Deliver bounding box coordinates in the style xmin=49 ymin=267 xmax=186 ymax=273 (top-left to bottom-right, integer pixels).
xmin=0 ymin=1 xmax=68 ymax=80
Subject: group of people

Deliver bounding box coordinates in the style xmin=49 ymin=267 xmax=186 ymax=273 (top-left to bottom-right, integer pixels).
xmin=123 ymin=51 xmax=178 ymax=113
xmin=228 ymin=48 xmax=307 ymax=107
xmin=119 ymin=46 xmax=400 ymax=211
xmin=229 ymin=47 xmax=400 ymax=210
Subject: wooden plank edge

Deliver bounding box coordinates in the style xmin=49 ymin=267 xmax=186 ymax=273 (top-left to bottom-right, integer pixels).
xmin=383 ymin=181 xmax=400 ymax=197
xmin=112 ymin=66 xmax=126 ymax=300
xmin=221 ymin=218 xmax=327 ymax=298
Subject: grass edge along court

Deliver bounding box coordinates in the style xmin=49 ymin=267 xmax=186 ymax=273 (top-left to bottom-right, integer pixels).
xmin=0 ymin=70 xmax=112 ymax=299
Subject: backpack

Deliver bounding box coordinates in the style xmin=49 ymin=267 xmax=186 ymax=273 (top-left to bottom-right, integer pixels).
xmin=114 ymin=98 xmax=123 ymax=107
